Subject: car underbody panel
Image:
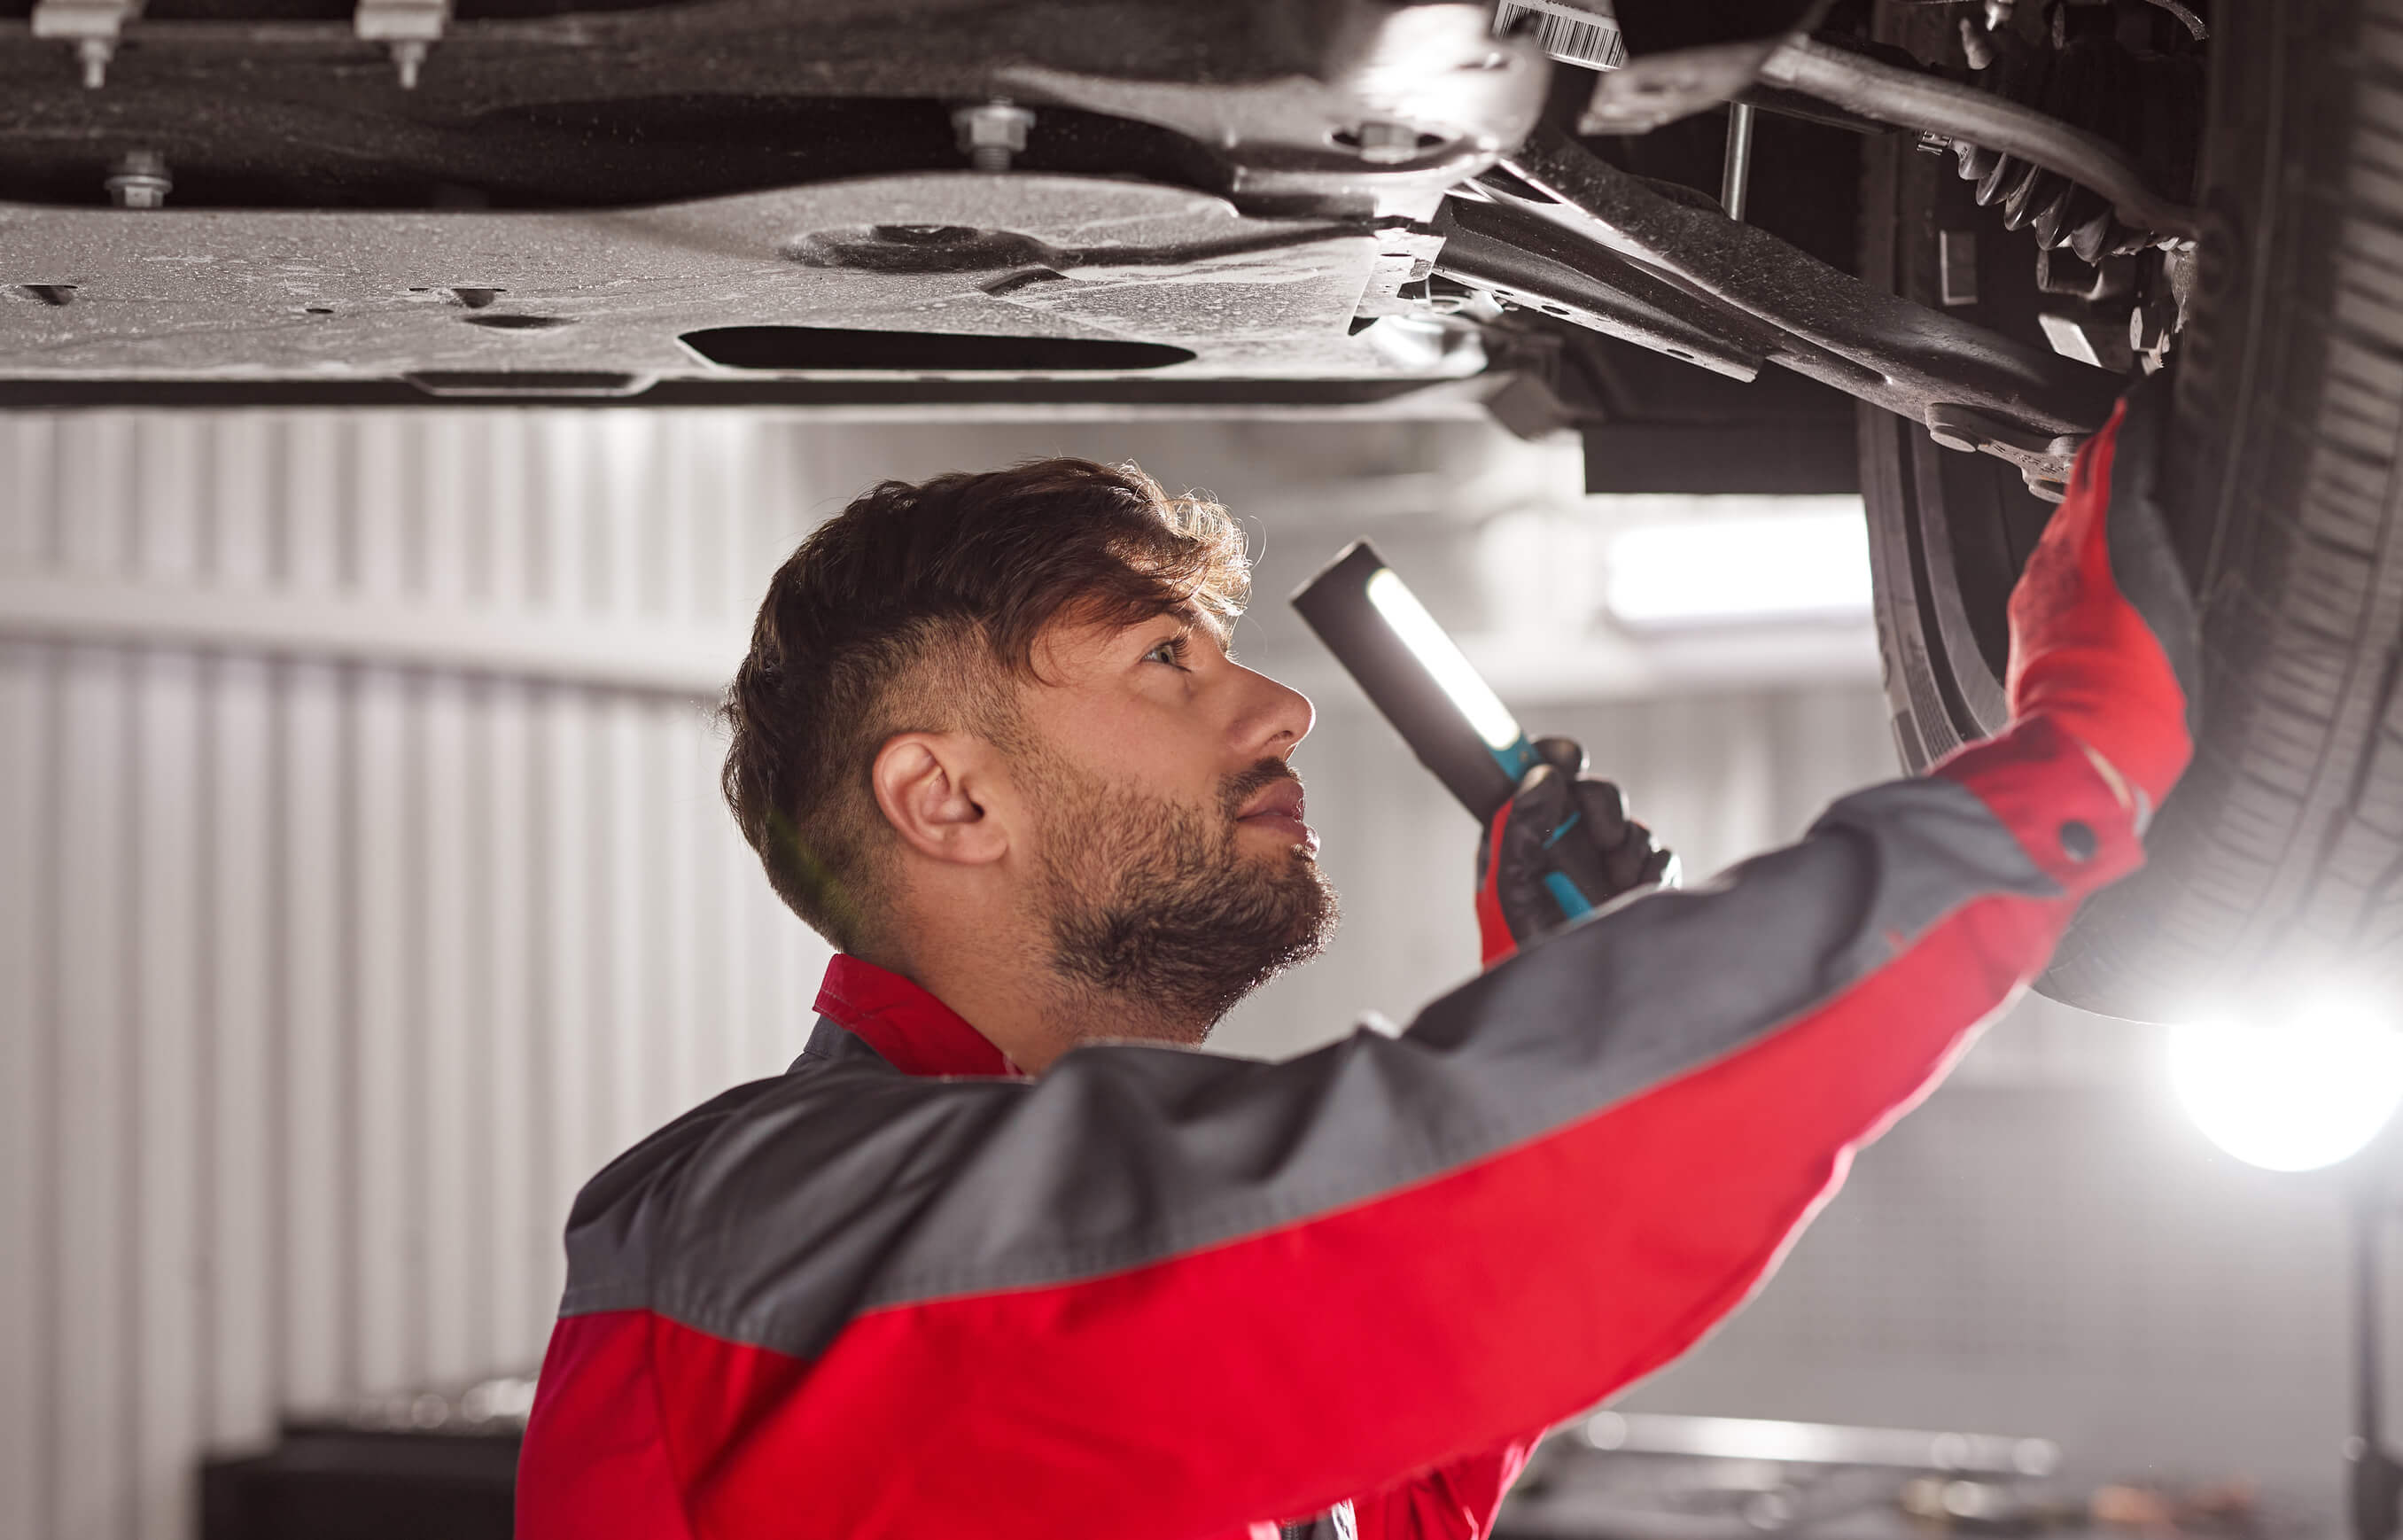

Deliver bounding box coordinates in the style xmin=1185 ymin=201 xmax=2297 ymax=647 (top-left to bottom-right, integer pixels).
xmin=1 ymin=173 xmax=1479 ymax=395
xmin=0 ymin=0 xmax=2197 ymax=462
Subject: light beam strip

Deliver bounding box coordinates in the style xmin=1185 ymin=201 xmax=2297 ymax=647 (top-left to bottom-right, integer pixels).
xmin=1365 ymin=567 xmax=1526 ymax=752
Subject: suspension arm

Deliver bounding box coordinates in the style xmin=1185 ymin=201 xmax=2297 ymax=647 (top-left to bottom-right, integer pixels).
xmin=1493 ymin=124 xmax=2126 ymax=483
xmin=1433 ymin=196 xmax=1781 ymax=382
xmin=1752 ymin=37 xmax=2203 ymax=243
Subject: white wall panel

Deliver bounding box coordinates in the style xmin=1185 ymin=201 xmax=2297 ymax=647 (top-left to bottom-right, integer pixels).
xmin=133 ymin=649 xmax=206 ymax=1540
xmin=351 ymin=663 xmax=416 ymax=1398
xmin=419 ymin=671 xmax=478 ymax=1392
xmin=57 ymin=643 xmax=133 ymax=1540
xmin=204 ymin=655 xmax=277 ymax=1451
xmin=481 ymin=684 xmax=540 ymax=1373
xmin=533 ymin=682 xmax=596 ymax=1334
xmin=0 ymin=642 xmax=51 ymax=1540
xmin=0 ymin=412 xmax=838 ymax=1540
xmin=278 ymin=657 xmax=350 ymax=1415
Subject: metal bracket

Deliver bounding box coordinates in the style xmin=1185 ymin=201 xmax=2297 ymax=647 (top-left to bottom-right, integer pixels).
xmin=1354 ymin=222 xmax=1450 ymax=320
xmin=1923 ymin=403 xmax=2083 ymax=499
xmin=1720 ymin=101 xmax=1757 ymax=222
xmin=30 ymin=0 xmax=142 ymax=89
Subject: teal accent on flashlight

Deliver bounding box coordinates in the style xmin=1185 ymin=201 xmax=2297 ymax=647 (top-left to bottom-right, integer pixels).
xmin=1491 ymin=735 xmax=1540 ymax=784
xmin=1543 ymin=872 xmax=1595 ymax=919
xmin=1497 ymin=735 xmax=1597 ymax=919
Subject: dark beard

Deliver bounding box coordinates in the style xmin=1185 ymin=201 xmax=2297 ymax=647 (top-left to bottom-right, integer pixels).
xmin=1032 ymin=755 xmax=1338 ymax=1037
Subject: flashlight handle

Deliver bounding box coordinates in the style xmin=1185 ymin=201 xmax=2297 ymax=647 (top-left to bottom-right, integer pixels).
xmin=1491 ymin=734 xmax=1601 ymax=922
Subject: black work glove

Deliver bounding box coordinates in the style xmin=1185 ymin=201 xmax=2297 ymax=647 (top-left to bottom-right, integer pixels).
xmin=1475 ymin=736 xmax=1676 ymax=966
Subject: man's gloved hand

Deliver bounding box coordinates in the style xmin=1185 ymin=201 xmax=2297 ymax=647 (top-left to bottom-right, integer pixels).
xmin=1476 ymin=736 xmax=1676 ymax=967
xmin=2002 ymin=376 xmax=2203 ymax=820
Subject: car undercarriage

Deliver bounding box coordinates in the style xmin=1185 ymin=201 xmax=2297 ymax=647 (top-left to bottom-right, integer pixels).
xmin=0 ymin=0 xmax=2198 ymax=488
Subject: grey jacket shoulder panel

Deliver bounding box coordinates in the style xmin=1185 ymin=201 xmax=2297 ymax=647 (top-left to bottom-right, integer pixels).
xmin=556 ymin=773 xmax=2056 ymax=1361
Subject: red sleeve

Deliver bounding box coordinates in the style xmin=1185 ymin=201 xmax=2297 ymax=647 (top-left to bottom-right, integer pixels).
xmin=1357 ymin=1435 xmax=1541 ymax=1539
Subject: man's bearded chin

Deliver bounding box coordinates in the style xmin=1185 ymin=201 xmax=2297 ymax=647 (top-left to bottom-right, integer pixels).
xmin=1032 ymin=755 xmax=1338 ymax=1039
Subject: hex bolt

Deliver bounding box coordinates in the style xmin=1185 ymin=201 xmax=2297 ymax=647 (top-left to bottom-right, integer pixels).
xmin=2131 ymin=290 xmax=2177 ymax=371
xmin=354 ymin=0 xmax=450 ymax=89
xmin=75 ymin=36 xmax=113 ymax=89
xmin=1957 ymin=17 xmax=1994 ymax=71
xmin=1353 ymin=121 xmax=1422 ymax=166
xmin=104 ymin=150 xmax=170 ymax=209
xmin=388 ymin=39 xmax=430 ymax=89
xmin=1923 ymin=403 xmax=1986 ymax=455
xmin=953 ymin=101 xmax=1035 ymax=173
xmin=33 ymin=0 xmax=144 ymax=89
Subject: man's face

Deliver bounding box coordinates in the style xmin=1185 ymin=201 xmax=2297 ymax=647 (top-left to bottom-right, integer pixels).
xmin=1007 ymin=603 xmax=1336 ymax=1037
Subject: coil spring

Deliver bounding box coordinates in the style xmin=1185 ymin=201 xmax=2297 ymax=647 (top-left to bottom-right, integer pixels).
xmin=1948 ymin=13 xmax=2205 ymax=261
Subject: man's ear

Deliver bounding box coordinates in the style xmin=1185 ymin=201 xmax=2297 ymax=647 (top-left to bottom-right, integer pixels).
xmin=871 ymin=732 xmax=1009 ymax=866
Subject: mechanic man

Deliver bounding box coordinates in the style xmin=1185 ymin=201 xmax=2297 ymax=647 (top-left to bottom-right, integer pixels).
xmin=516 ymin=388 xmax=2196 ymax=1540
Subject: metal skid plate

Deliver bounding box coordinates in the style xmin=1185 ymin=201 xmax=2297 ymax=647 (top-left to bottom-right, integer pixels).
xmin=0 ymin=173 xmax=1481 ymax=393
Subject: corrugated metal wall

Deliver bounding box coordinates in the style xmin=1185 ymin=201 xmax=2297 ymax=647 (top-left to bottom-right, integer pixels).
xmin=0 ymin=413 xmax=836 ymax=1540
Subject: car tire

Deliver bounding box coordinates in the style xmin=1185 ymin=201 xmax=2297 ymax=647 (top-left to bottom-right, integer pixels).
xmin=1862 ymin=0 xmax=2403 ymax=1021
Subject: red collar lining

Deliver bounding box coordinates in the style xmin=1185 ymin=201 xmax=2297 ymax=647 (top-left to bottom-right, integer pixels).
xmin=814 ymin=955 xmax=1023 ymax=1079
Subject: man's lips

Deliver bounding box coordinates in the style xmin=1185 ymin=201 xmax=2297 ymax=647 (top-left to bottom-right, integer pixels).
xmin=1235 ymin=778 xmax=1318 ymax=853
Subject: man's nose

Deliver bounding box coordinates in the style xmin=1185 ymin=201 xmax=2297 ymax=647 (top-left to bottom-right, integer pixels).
xmin=1233 ymin=665 xmax=1314 ymax=758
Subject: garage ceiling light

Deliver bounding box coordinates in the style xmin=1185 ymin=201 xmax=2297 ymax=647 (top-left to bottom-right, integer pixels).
xmin=1602 ymin=497 xmax=1872 ymax=629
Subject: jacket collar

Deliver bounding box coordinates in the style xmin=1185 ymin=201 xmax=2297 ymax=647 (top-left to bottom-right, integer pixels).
xmin=813 ymin=954 xmax=1023 ymax=1079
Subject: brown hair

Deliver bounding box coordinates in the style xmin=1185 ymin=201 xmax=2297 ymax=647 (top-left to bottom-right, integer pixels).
xmin=720 ymin=457 xmax=1250 ymax=952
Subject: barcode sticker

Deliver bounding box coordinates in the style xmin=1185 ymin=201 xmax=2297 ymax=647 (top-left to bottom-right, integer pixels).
xmin=1493 ymin=0 xmax=1627 ymax=69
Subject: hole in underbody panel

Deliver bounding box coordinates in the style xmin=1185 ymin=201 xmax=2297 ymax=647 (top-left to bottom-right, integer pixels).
xmin=404 ymin=371 xmax=653 ymax=397
xmin=680 ymin=325 xmax=1192 ymax=372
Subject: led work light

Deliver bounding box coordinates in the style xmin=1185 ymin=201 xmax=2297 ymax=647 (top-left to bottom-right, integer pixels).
xmin=1291 ymin=540 xmax=1604 ymax=922
xmin=2169 ymin=992 xmax=2403 ymax=1172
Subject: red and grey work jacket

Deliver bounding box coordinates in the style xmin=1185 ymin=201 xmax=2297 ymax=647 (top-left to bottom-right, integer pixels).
xmin=517 ymin=714 xmax=2139 ymax=1540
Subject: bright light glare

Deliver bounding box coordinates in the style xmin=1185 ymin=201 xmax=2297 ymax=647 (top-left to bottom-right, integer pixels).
xmin=2169 ymin=996 xmax=2403 ymax=1171
xmin=1364 ymin=566 xmax=1524 ymax=751
xmin=1605 ymin=501 xmax=1871 ymax=628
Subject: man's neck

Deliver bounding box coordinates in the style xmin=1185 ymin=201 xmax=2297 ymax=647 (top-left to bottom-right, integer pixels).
xmin=857 ymin=934 xmax=1206 ymax=1075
